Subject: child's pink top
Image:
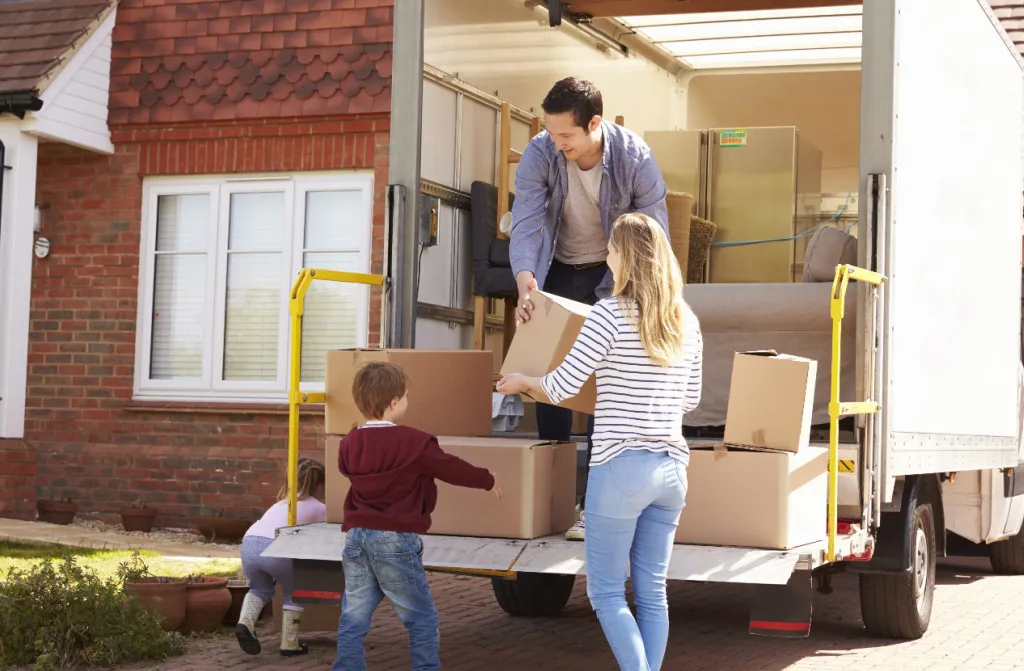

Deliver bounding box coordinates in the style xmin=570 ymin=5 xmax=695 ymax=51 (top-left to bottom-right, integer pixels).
xmin=244 ymin=497 xmax=326 ymax=540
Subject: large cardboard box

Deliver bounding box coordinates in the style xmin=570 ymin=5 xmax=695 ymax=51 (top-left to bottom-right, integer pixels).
xmin=325 ymin=349 xmax=493 ymax=436
xmin=723 ymin=351 xmax=816 ymax=453
xmin=500 ymin=291 xmax=596 ymax=415
xmin=326 ymin=436 xmax=577 ymax=539
xmin=675 ymin=446 xmax=828 ymax=549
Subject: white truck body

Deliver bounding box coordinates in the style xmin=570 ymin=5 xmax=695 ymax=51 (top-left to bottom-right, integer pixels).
xmin=269 ymin=0 xmax=1024 ymax=639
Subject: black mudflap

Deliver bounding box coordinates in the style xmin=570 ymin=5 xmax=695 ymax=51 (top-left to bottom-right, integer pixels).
xmin=749 ymin=568 xmax=813 ymax=638
xmin=291 ymin=559 xmax=344 ymax=605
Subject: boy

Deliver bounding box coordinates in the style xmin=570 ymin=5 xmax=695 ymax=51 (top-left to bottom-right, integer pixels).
xmin=332 ymin=361 xmax=504 ymax=671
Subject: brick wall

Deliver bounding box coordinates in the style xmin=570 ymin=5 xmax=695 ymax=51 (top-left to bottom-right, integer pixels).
xmin=0 ymin=441 xmax=37 ymax=520
xmin=25 ymin=116 xmax=388 ymax=526
xmin=7 ymin=0 xmax=395 ymax=527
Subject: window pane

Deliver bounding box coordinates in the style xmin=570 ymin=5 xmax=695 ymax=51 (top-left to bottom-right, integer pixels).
xmin=304 ymin=190 xmax=363 ymax=250
xmin=151 ymin=254 xmax=206 ymax=379
xmin=156 ymin=194 xmax=209 ymax=252
xmin=228 ymin=192 xmax=286 ymax=251
xmin=300 ymin=251 xmax=368 ymax=381
xmin=223 ymin=253 xmax=281 ymax=382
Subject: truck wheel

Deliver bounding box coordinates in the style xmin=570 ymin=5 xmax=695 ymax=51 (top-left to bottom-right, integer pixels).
xmin=988 ymin=518 xmax=1024 ymax=574
xmin=491 ymin=572 xmax=575 ymax=617
xmin=859 ymin=502 xmax=936 ymax=640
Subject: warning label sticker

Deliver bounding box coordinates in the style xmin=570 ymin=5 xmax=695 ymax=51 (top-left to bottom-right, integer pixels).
xmin=719 ymin=129 xmax=747 ymax=148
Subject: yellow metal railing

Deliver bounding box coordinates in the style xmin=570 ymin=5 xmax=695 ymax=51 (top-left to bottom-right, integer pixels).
xmin=827 ymin=264 xmax=886 ymax=562
xmin=287 ymin=268 xmax=385 ymax=526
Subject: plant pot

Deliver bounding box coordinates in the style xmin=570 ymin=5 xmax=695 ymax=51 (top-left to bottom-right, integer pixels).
xmin=37 ymin=499 xmax=77 ymax=525
xmin=223 ymin=580 xmax=249 ymax=626
xmin=124 ymin=577 xmax=187 ymax=632
xmin=193 ymin=516 xmax=251 ymax=543
xmin=179 ymin=576 xmax=232 ymax=634
xmin=120 ymin=507 xmax=158 ymax=532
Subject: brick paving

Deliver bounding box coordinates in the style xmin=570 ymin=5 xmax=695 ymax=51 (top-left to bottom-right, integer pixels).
xmin=137 ymin=556 xmax=1024 ymax=671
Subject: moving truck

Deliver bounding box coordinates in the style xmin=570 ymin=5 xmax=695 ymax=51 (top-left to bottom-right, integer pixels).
xmin=265 ymin=0 xmax=1024 ymax=639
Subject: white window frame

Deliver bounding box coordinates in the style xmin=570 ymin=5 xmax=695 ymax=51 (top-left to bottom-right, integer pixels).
xmin=134 ymin=171 xmax=375 ymax=403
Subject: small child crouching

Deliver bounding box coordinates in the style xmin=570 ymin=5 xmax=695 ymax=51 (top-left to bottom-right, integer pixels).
xmin=236 ymin=458 xmax=326 ymax=656
xmin=331 ymin=362 xmax=504 ymax=671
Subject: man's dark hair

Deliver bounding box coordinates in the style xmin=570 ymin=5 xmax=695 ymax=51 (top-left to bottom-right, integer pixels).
xmin=542 ymin=77 xmax=603 ymax=130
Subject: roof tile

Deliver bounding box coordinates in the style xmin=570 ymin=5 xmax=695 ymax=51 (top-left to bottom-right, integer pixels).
xmin=0 ymin=0 xmax=113 ymax=95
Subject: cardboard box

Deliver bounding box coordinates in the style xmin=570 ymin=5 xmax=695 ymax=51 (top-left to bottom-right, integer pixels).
xmin=723 ymin=351 xmax=816 ymax=453
xmin=500 ymin=290 xmax=596 ymax=415
xmin=271 ymin=584 xmax=339 ymax=633
xmin=326 ymin=436 xmax=577 ymax=539
xmin=675 ymin=446 xmax=828 ymax=549
xmin=325 ymin=349 xmax=493 ymax=437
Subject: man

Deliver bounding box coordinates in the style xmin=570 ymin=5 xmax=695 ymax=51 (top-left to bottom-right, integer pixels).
xmin=509 ymin=77 xmax=669 ymax=540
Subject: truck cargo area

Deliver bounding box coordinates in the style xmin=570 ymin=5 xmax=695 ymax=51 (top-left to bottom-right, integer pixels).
xmin=276 ymin=0 xmax=1024 ymax=644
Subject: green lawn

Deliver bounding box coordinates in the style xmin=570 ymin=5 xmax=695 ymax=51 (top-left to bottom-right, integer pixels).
xmin=0 ymin=541 xmax=242 ymax=581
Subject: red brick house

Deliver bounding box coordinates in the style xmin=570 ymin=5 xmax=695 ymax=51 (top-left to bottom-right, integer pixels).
xmin=0 ymin=0 xmax=393 ymax=526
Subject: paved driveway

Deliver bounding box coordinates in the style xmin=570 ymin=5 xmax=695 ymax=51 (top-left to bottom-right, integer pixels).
xmin=140 ymin=556 xmax=1024 ymax=671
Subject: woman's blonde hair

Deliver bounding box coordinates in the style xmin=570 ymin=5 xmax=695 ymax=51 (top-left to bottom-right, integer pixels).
xmin=277 ymin=458 xmax=326 ymax=502
xmin=609 ymin=213 xmax=686 ymax=366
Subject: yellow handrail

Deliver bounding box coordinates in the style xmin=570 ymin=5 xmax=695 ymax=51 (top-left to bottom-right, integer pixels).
xmin=828 ymin=263 xmax=886 ymax=561
xmin=287 ymin=268 xmax=385 ymax=526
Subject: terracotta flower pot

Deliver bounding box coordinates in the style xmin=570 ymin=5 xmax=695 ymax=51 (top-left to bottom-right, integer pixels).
xmin=193 ymin=516 xmax=251 ymax=543
xmin=120 ymin=507 xmax=158 ymax=532
xmin=223 ymin=580 xmax=249 ymax=626
xmin=179 ymin=576 xmax=232 ymax=634
xmin=124 ymin=577 xmax=187 ymax=632
xmin=37 ymin=499 xmax=77 ymax=525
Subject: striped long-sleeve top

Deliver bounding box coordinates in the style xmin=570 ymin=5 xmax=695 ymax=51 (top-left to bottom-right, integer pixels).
xmin=540 ymin=296 xmax=703 ymax=467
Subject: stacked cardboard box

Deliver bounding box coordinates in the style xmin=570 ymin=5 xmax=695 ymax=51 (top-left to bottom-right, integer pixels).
xmin=324 ymin=348 xmax=577 ymax=541
xmin=676 ymin=351 xmax=828 ymax=550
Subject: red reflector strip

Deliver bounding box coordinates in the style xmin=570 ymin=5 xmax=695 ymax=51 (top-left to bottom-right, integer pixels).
xmin=750 ymin=620 xmax=811 ymax=632
xmin=292 ymin=589 xmax=341 ymax=600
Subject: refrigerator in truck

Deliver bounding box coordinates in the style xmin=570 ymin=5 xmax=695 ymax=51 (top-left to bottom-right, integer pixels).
xmin=646 ymin=126 xmax=823 ymax=283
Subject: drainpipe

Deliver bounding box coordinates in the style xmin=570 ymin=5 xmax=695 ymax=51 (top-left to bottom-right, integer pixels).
xmin=0 ymin=93 xmax=43 ymax=120
xmin=0 ymin=139 xmax=8 ymax=249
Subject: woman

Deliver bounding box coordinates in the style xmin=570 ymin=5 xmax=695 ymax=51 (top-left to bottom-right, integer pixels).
xmin=235 ymin=458 xmax=327 ymax=657
xmin=497 ymin=212 xmax=703 ymax=671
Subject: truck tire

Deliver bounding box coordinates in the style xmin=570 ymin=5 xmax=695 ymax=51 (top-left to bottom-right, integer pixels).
xmin=859 ymin=502 xmax=936 ymax=640
xmin=491 ymin=572 xmax=575 ymax=617
xmin=988 ymin=519 xmax=1024 ymax=574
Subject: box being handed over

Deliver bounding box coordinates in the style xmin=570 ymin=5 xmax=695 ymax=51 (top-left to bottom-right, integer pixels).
xmin=325 ymin=349 xmax=493 ymax=437
xmin=500 ymin=290 xmax=596 ymax=415
xmin=325 ymin=436 xmax=577 ymax=540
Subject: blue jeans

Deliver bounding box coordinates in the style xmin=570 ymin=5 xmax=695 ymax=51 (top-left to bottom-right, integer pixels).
xmin=585 ymin=449 xmax=687 ymax=671
xmin=332 ymin=528 xmax=440 ymax=671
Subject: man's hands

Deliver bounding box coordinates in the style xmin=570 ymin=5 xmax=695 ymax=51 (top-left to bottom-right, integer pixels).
xmin=515 ymin=271 xmax=538 ymax=325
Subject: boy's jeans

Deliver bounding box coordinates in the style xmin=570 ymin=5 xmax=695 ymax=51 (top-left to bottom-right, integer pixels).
xmin=585 ymin=449 xmax=687 ymax=671
xmin=332 ymin=528 xmax=440 ymax=671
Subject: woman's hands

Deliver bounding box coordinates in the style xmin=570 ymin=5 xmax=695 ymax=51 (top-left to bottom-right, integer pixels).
xmin=496 ymin=373 xmax=530 ymax=395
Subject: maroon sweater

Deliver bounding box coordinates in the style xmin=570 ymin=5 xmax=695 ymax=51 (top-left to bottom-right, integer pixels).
xmin=337 ymin=424 xmax=495 ymax=534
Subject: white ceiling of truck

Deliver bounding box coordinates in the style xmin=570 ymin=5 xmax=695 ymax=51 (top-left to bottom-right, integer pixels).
xmin=618 ymin=4 xmax=863 ymax=69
